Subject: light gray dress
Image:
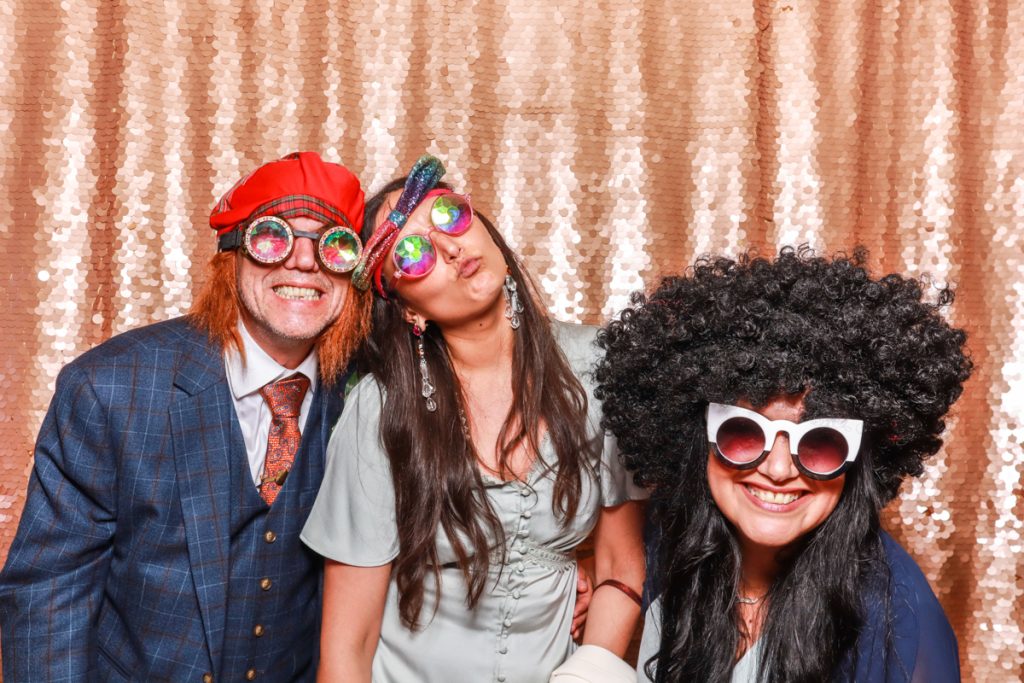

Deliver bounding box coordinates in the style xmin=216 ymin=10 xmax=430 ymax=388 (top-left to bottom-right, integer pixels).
xmin=637 ymin=597 xmax=763 ymax=683
xmin=301 ymin=322 xmax=645 ymax=683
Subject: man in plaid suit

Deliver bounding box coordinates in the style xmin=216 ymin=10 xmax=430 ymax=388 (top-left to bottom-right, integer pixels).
xmin=0 ymin=152 xmax=371 ymax=682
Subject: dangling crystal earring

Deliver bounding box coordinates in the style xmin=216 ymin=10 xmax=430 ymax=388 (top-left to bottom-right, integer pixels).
xmin=503 ymin=274 xmax=524 ymax=330
xmin=413 ymin=323 xmax=437 ymax=412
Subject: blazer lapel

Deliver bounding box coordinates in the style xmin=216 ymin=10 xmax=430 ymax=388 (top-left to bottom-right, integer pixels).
xmin=170 ymin=335 xmax=234 ymax=672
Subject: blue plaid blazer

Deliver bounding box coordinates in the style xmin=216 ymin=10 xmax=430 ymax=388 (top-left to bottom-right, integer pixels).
xmin=0 ymin=318 xmax=346 ymax=682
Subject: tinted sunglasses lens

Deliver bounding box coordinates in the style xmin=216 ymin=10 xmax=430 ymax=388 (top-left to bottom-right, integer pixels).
xmin=319 ymin=228 xmax=361 ymax=273
xmin=796 ymin=427 xmax=848 ymax=475
xmin=715 ymin=417 xmax=766 ymax=464
xmin=247 ymin=219 xmax=291 ymax=263
xmin=393 ymin=234 xmax=436 ymax=278
xmin=430 ymin=195 xmax=472 ymax=235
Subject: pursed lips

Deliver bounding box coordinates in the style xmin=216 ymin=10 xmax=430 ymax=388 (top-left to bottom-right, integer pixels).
xmin=458 ymin=257 xmax=481 ymax=279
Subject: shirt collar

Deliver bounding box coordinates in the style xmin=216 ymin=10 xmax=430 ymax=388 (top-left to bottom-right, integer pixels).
xmin=225 ymin=320 xmax=319 ymax=399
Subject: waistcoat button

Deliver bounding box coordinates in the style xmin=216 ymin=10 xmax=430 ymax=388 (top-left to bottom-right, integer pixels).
xmin=253 ymin=624 xmax=265 ymax=637
xmin=264 ymin=530 xmax=277 ymax=543
xmin=260 ymin=577 xmax=272 ymax=591
xmin=202 ymin=674 xmax=213 ymax=683
xmin=245 ymin=669 xmax=257 ymax=680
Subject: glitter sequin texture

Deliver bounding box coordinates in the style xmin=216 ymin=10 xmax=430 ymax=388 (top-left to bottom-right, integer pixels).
xmin=0 ymin=1 xmax=1019 ymax=679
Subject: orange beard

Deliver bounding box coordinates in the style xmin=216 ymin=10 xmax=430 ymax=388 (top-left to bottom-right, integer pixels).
xmin=189 ymin=251 xmax=370 ymax=387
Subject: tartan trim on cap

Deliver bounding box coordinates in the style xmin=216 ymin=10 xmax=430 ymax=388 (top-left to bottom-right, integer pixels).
xmin=245 ymin=195 xmax=354 ymax=229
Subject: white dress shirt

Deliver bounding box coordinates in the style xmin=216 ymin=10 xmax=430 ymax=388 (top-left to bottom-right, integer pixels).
xmin=224 ymin=321 xmax=319 ymax=486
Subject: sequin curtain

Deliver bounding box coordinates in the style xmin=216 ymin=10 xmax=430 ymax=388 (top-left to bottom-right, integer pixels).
xmin=0 ymin=0 xmax=1019 ymax=678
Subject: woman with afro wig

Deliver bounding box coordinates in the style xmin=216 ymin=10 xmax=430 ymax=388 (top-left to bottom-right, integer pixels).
xmin=595 ymin=246 xmax=971 ymax=683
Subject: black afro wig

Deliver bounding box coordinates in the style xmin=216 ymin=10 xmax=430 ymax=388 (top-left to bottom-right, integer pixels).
xmin=595 ymin=246 xmax=972 ymax=504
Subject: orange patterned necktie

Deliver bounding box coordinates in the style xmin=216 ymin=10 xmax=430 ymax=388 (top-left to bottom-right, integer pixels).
xmin=258 ymin=374 xmax=310 ymax=505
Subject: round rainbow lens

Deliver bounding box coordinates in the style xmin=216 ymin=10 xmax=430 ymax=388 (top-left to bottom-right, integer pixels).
xmin=246 ymin=219 xmax=292 ymax=263
xmin=430 ymin=194 xmax=472 ymax=235
xmin=319 ymin=228 xmax=361 ymax=273
xmin=393 ymin=234 xmax=436 ymax=278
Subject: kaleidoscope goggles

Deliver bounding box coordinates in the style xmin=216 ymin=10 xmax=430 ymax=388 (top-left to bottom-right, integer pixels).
xmin=217 ymin=215 xmax=362 ymax=274
xmin=705 ymin=403 xmax=864 ymax=481
xmin=390 ymin=191 xmax=474 ymax=281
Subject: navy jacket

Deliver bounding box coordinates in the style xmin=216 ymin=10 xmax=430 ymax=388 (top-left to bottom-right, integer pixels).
xmin=837 ymin=532 xmax=960 ymax=682
xmin=0 ymin=318 xmax=347 ymax=682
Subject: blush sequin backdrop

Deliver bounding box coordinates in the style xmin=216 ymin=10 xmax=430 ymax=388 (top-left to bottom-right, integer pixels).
xmin=0 ymin=0 xmax=1020 ymax=678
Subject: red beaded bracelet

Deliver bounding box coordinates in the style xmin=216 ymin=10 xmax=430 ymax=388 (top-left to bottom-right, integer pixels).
xmin=595 ymin=579 xmax=642 ymax=608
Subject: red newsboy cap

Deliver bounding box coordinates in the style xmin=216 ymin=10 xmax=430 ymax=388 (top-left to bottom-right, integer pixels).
xmin=209 ymin=152 xmax=364 ymax=235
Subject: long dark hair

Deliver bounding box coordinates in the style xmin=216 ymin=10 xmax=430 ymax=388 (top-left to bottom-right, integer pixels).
xmin=595 ymin=247 xmax=972 ymax=681
xmin=360 ymin=178 xmax=593 ymax=629
xmin=648 ymin=422 xmax=887 ymax=682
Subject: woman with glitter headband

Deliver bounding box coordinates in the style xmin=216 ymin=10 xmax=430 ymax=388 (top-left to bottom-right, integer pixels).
xmin=302 ymin=155 xmax=646 ymax=682
xmin=595 ymin=247 xmax=972 ymax=683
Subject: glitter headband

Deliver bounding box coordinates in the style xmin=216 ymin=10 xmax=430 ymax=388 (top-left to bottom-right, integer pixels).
xmin=352 ymin=154 xmax=446 ymax=294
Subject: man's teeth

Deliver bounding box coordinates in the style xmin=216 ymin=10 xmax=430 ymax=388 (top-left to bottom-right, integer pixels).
xmin=747 ymin=486 xmax=801 ymax=505
xmin=274 ymin=285 xmax=320 ymax=301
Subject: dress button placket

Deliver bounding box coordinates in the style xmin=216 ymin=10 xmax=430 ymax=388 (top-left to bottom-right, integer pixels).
xmin=495 ymin=483 xmax=536 ymax=681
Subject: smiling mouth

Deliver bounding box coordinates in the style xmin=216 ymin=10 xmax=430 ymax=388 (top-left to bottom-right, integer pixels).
xmin=459 ymin=258 xmax=480 ymax=278
xmin=273 ymin=285 xmax=322 ymax=301
xmin=745 ymin=485 xmax=803 ymax=506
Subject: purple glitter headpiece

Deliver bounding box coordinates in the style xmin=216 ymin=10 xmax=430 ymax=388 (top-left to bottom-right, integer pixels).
xmin=352 ymin=154 xmax=446 ymax=294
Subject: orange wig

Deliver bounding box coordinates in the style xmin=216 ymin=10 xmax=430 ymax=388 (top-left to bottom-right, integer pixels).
xmin=189 ymin=251 xmax=371 ymax=386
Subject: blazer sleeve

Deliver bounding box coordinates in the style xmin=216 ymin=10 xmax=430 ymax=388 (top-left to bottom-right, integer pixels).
xmin=0 ymin=362 xmax=118 ymax=682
